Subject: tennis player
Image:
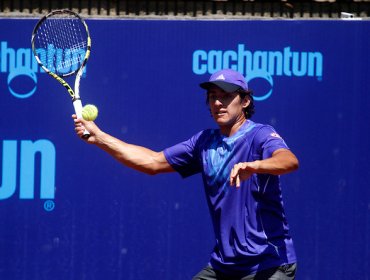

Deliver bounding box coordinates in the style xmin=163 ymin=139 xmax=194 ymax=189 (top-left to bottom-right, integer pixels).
xmin=73 ymin=69 xmax=299 ymax=280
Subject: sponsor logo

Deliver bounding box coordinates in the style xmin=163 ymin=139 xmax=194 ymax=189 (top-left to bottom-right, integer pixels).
xmin=0 ymin=139 xmax=56 ymax=211
xmin=215 ymin=74 xmax=225 ymax=80
xmin=0 ymin=41 xmax=86 ymax=99
xmin=270 ymin=132 xmax=282 ymax=138
xmin=192 ymin=44 xmax=323 ymax=101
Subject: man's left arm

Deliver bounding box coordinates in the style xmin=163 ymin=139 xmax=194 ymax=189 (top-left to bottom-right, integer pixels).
xmin=229 ymin=148 xmax=299 ymax=187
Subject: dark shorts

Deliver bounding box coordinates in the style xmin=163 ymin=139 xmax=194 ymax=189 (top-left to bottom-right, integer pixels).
xmin=192 ymin=263 xmax=297 ymax=280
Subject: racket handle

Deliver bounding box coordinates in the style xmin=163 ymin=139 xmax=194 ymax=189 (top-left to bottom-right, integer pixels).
xmin=73 ymin=99 xmax=90 ymax=138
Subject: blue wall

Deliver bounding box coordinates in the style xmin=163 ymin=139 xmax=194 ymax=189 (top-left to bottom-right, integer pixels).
xmin=0 ymin=18 xmax=369 ymax=279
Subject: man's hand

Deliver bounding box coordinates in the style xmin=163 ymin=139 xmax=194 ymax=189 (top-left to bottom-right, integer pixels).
xmin=72 ymin=114 xmax=103 ymax=144
xmin=230 ymin=161 xmax=260 ymax=187
xmin=229 ymin=149 xmax=299 ymax=188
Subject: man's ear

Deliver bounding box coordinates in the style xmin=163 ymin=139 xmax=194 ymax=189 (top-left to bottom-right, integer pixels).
xmin=242 ymin=96 xmax=251 ymax=108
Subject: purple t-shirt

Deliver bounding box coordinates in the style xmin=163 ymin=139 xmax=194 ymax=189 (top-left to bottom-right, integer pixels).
xmin=163 ymin=120 xmax=296 ymax=276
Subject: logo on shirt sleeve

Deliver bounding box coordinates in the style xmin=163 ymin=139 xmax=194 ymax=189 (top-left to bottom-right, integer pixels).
xmin=270 ymin=132 xmax=282 ymax=139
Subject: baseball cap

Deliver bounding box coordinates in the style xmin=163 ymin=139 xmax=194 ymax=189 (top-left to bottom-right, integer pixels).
xmin=200 ymin=69 xmax=248 ymax=93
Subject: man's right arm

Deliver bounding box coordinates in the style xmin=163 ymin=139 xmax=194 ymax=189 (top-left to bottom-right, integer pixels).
xmin=73 ymin=115 xmax=175 ymax=175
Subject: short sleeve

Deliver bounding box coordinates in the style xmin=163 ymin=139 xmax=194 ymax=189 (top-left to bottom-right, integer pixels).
xmin=253 ymin=126 xmax=289 ymax=159
xmin=163 ymin=131 xmax=204 ymax=178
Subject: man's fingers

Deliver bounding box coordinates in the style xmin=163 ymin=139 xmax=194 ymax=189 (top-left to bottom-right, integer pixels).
xmin=230 ymin=162 xmax=252 ymax=187
xmin=236 ymin=174 xmax=240 ymax=188
xmin=230 ymin=163 xmax=243 ymax=187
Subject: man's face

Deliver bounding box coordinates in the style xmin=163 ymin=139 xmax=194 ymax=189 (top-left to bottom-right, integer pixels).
xmin=207 ymin=87 xmax=249 ymax=127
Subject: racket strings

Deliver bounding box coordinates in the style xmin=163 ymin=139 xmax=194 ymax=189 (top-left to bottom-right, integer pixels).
xmin=34 ymin=13 xmax=88 ymax=75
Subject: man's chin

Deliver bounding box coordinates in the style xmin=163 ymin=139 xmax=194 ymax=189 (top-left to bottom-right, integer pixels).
xmin=214 ymin=118 xmax=231 ymax=126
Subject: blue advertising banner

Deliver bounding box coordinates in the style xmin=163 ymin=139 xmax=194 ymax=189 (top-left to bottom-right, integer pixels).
xmin=0 ymin=18 xmax=369 ymax=279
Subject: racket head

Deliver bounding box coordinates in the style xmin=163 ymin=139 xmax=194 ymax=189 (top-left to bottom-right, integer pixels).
xmin=31 ymin=9 xmax=91 ymax=77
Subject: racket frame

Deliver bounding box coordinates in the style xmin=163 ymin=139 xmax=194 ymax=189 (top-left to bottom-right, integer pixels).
xmin=31 ymin=9 xmax=92 ymax=136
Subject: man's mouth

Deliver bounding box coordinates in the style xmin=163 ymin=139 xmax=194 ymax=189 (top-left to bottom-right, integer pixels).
xmin=215 ymin=111 xmax=226 ymax=116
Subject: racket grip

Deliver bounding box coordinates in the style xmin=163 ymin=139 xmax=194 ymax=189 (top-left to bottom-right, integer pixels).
xmin=73 ymin=99 xmax=90 ymax=138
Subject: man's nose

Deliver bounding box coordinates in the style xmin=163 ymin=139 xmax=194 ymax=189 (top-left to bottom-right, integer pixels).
xmin=213 ymin=98 xmax=223 ymax=106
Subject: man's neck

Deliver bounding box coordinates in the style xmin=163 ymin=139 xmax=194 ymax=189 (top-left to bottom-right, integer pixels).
xmin=220 ymin=117 xmax=247 ymax=137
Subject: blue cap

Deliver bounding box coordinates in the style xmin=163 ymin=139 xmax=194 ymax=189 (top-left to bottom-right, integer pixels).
xmin=200 ymin=69 xmax=248 ymax=93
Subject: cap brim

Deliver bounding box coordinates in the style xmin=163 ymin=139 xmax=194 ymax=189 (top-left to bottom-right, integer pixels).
xmin=200 ymin=81 xmax=241 ymax=93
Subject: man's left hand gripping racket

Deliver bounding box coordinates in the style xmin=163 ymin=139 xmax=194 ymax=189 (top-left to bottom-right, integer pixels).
xmin=31 ymin=9 xmax=91 ymax=137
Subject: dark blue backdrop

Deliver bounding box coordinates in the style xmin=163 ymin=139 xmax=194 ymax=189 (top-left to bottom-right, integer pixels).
xmin=0 ymin=18 xmax=369 ymax=279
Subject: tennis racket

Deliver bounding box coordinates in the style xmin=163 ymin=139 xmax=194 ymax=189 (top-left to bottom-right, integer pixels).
xmin=31 ymin=9 xmax=91 ymax=137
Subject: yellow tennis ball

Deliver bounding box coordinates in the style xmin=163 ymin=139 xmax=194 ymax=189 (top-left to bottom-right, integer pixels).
xmin=82 ymin=104 xmax=98 ymax=121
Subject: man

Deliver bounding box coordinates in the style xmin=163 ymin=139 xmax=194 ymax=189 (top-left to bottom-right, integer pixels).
xmin=73 ymin=69 xmax=299 ymax=280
